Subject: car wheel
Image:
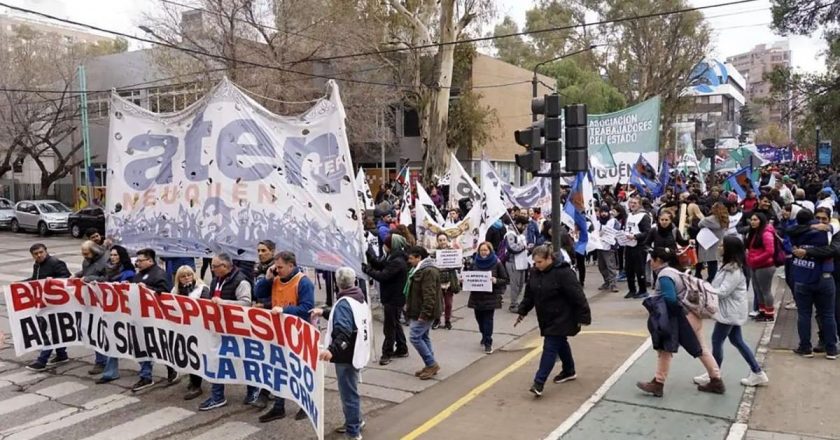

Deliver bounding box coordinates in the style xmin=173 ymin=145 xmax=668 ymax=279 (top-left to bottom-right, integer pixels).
xmin=37 ymin=221 xmax=49 ymax=236
xmin=71 ymin=224 xmax=81 ymax=238
xmin=10 ymin=219 xmax=19 ymax=233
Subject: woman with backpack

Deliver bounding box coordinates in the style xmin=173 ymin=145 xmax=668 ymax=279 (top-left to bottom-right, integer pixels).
xmin=746 ymin=212 xmax=778 ymax=321
xmin=694 ymin=236 xmax=769 ymax=388
xmin=469 ymin=242 xmax=509 ymax=354
xmin=637 ymin=247 xmax=724 ymax=398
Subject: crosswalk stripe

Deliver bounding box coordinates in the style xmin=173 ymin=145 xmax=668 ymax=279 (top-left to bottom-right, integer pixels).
xmin=188 ymin=422 xmax=261 ymax=440
xmin=80 ymin=406 xmax=194 ymax=440
xmin=2 ymin=394 xmax=139 ymax=440
xmin=0 ymin=381 xmax=87 ymax=416
xmin=0 ymin=371 xmax=46 ymax=388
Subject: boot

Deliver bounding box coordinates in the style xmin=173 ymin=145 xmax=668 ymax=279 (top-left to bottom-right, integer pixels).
xmin=697 ymin=377 xmax=726 ymax=394
xmin=636 ymin=378 xmax=664 ymax=397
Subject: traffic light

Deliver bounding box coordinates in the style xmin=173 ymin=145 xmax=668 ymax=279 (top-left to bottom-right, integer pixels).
xmin=540 ymin=95 xmax=563 ymax=162
xmin=701 ymin=138 xmax=716 ymax=158
xmin=564 ymin=104 xmax=588 ymax=172
xmin=514 ymin=126 xmax=542 ymax=173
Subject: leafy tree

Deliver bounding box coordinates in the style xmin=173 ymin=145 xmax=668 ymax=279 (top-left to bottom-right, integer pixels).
xmin=541 ymin=58 xmax=626 ymax=113
xmin=739 ymin=103 xmax=761 ymax=134
xmin=755 ymin=124 xmax=789 ymax=146
xmin=491 ymin=17 xmax=534 ymax=67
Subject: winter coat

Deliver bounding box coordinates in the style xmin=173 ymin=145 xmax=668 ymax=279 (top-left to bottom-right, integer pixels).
xmin=25 ymin=255 xmax=71 ymax=281
xmin=484 ymin=221 xmax=505 ymax=253
xmin=76 ymin=252 xmax=110 ymax=282
xmin=517 ymin=258 xmax=591 ymax=337
xmin=643 ymin=295 xmax=679 ymax=353
xmin=405 ymin=259 xmax=442 ymax=321
xmin=643 ymin=224 xmax=689 ymax=252
xmin=132 ymin=264 xmax=173 ymax=294
xmin=364 ymin=248 xmax=408 ymax=306
xmin=468 ymin=260 xmax=509 ymax=311
xmin=746 ymin=225 xmax=777 ymax=269
xmin=697 ymin=216 xmax=728 ymax=263
xmin=711 ymin=262 xmax=749 ymax=326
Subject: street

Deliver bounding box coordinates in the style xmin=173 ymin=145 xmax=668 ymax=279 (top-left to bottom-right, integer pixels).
xmin=0 ymin=232 xmax=833 ymax=440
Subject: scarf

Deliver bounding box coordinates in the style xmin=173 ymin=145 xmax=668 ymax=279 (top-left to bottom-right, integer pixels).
xmin=178 ymin=282 xmax=196 ymax=295
xmin=403 ymin=257 xmax=435 ymax=297
xmin=473 ymin=252 xmax=498 ymax=271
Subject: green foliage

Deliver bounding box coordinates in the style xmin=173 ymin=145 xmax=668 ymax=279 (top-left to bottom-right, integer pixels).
xmin=491 ymin=16 xmax=534 ymax=67
xmin=540 ymin=59 xmax=626 ymax=113
xmin=524 ymin=0 xmax=578 ymax=61
xmin=771 ymin=0 xmax=840 ymax=35
xmin=739 ymin=103 xmax=761 ymax=133
xmin=447 ymin=89 xmax=499 ymax=153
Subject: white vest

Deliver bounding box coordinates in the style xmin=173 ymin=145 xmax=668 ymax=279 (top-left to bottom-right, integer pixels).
xmin=325 ymin=296 xmax=372 ymax=370
xmin=626 ymin=211 xmax=648 ymax=236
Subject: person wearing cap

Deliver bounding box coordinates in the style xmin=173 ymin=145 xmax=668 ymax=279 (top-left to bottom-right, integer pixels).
xmin=375 ymin=209 xmax=394 ymax=245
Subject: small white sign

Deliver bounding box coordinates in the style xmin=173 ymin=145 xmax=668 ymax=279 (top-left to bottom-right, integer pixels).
xmin=435 ymin=248 xmax=464 ymax=269
xmin=462 ymin=270 xmax=492 ymax=292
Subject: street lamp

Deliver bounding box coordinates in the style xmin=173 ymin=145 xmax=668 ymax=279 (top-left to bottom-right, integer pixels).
xmin=816 ymin=124 xmax=822 ymax=159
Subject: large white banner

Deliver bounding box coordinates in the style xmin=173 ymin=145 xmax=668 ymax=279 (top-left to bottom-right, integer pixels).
xmin=4 ymin=280 xmax=325 ymax=438
xmin=416 ymin=185 xmax=480 ymax=256
xmin=448 ymin=152 xmax=480 ymax=208
xmin=106 ymin=79 xmax=365 ymax=272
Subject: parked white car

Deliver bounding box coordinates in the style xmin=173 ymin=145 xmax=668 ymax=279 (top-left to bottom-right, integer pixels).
xmin=11 ymin=200 xmax=72 ymax=236
xmin=0 ymin=198 xmax=13 ymax=229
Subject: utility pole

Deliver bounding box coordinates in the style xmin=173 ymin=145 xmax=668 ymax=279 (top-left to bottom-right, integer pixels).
xmin=78 ymin=65 xmax=93 ymax=206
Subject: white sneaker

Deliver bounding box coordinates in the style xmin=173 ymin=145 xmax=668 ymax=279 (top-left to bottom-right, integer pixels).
xmin=692 ymin=373 xmax=710 ymax=386
xmin=740 ymin=371 xmax=769 ymax=387
xmin=748 ymin=311 xmax=760 ymax=318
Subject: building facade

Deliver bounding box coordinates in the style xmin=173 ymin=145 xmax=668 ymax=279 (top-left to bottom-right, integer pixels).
xmin=726 ymin=41 xmax=792 ymax=133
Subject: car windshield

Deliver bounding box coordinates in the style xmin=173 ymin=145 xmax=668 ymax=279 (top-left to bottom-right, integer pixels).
xmin=39 ymin=202 xmax=70 ymax=213
xmin=0 ymin=200 xmax=11 ymax=209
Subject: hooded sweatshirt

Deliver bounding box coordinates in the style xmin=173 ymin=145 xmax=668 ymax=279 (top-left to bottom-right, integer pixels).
xmin=324 ymin=286 xmax=369 ymax=366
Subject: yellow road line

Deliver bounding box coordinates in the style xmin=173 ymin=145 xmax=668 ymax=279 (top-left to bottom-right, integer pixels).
xmin=403 ymin=330 xmax=647 ymax=439
xmin=400 ymin=345 xmax=543 ymax=440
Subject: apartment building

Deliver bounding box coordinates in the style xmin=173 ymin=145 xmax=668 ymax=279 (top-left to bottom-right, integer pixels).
xmin=726 ymin=41 xmax=792 ymax=131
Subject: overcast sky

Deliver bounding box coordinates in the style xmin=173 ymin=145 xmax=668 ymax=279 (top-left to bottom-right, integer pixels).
xmin=8 ymin=0 xmax=828 ymax=75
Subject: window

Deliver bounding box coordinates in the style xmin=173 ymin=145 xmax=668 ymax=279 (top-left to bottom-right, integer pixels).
xmin=39 ymin=202 xmax=71 ymax=213
xmin=87 ymin=93 xmax=110 ymax=120
xmin=118 ymin=90 xmax=142 ymax=107
xmin=403 ymin=107 xmax=420 ymax=137
xmin=148 ymin=84 xmax=203 ymax=113
xmin=80 ymin=163 xmax=108 ymax=187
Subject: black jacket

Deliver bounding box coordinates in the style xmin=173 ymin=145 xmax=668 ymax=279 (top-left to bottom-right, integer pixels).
xmin=364 ymin=249 xmax=408 ymax=306
xmin=132 ymin=265 xmax=172 ymax=294
xmin=644 ymin=225 xmax=689 ymax=252
xmin=517 ymin=258 xmax=591 ymax=336
xmin=485 ymin=224 xmax=505 ymax=253
xmin=467 ymin=260 xmax=509 ymax=310
xmin=26 ymin=255 xmax=71 ymax=281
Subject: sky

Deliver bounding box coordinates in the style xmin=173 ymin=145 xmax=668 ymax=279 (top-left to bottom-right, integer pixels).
xmin=6 ymin=0 xmax=829 ymax=75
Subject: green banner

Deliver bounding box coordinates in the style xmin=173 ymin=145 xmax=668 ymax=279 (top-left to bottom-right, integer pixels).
xmin=588 ymin=97 xmax=661 ymax=184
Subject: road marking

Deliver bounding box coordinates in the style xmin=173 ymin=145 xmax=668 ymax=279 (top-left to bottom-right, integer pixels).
xmin=80 ymin=406 xmax=194 ymax=440
xmin=543 ymin=338 xmax=652 ymax=439
xmin=0 ymin=381 xmax=87 ymax=416
xmin=188 ymin=422 xmax=261 ymax=440
xmin=3 ymin=394 xmax=139 ymax=440
xmin=401 ymin=345 xmax=543 ymax=440
xmin=525 ymin=330 xmax=648 ymax=348
xmin=0 ymin=371 xmax=46 ymax=389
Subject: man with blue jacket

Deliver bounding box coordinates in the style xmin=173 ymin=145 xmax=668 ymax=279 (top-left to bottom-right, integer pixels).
xmin=788 ymin=209 xmax=838 ymax=359
xmin=258 ymin=250 xmax=315 ymax=423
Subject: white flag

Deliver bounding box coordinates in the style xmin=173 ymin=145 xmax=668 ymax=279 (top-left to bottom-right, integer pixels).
xmin=355 ymin=168 xmax=374 ymax=210
xmin=448 ymin=152 xmax=480 ymax=208
xmin=416 ymin=184 xmax=445 ymax=224
xmin=478 ymin=160 xmax=508 ymax=240
xmin=399 ymin=171 xmax=412 ymax=225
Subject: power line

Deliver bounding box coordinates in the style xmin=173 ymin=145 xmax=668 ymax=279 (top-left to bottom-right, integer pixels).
xmin=303 ymin=0 xmax=761 ymax=64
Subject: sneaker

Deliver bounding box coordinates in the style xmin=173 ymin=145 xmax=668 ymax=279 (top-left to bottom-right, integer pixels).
xmin=335 ymin=420 xmax=366 ymax=434
xmin=697 ymin=377 xmax=726 ymax=394
xmin=610 ymin=285 xmax=620 ymax=293
xmin=131 ymin=378 xmax=155 ymax=392
xmin=88 ymin=364 xmax=105 ymax=375
xmin=96 ymin=376 xmax=118 ymax=384
xmin=48 ymin=355 xmax=70 ymax=365
xmin=632 ymin=292 xmax=649 ymax=299
xmin=827 ymin=353 xmax=838 ymax=360
xmin=754 ymin=312 xmax=775 ymax=322
xmin=529 ymin=382 xmax=544 ymax=397
xmin=740 ymin=371 xmax=769 ymax=386
xmin=432 ymin=320 xmax=441 ymax=330
xmin=418 ymin=364 xmax=440 ymax=380
xmin=813 ymin=344 xmax=826 ymax=354
xmin=26 ymin=361 xmax=49 ymax=372
xmin=258 ymin=407 xmax=286 ymax=423
xmin=347 ymin=435 xmax=363 ymax=440
xmin=617 ymin=273 xmax=627 ymax=282
xmin=597 ymin=284 xmax=609 ymax=291
xmin=508 ymin=305 xmax=519 ymax=313
xmin=636 ymin=378 xmax=664 ymax=397
xmin=484 ymin=344 xmax=493 ymax=355
xmin=793 ymin=347 xmax=814 ymax=358
xmin=748 ymin=310 xmax=760 ymax=318
xmin=184 ymin=386 xmax=203 ymax=401
xmin=379 ymin=356 xmax=392 ymax=366
xmin=244 ymin=391 xmax=266 ymax=408
xmin=624 ymin=291 xmax=637 ymax=299
xmin=198 ymin=396 xmax=227 ymax=411
xmin=692 ymin=373 xmax=710 ymax=386
xmin=444 ymin=321 xmax=452 ymax=330
xmin=393 ymin=351 xmax=409 ymax=358
xmin=167 ymin=369 xmax=181 ymax=385
xmin=784 ymin=300 xmax=797 ymax=310
xmin=553 ymin=371 xmax=577 ymax=384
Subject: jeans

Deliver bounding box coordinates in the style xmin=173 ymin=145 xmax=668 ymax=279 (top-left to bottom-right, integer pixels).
xmin=139 ymin=361 xmax=176 ymax=381
xmin=534 ymin=335 xmax=575 ymax=385
xmin=711 ymin=323 xmax=761 ymax=373
xmin=382 ymin=303 xmax=407 ymax=357
xmin=94 ymin=351 xmax=107 ymax=366
xmin=506 ymin=262 xmax=526 ymax=307
xmin=794 ymin=277 xmax=838 ymax=354
xmin=210 ymin=383 xmax=258 ymax=402
xmin=102 ymin=356 xmax=120 ymax=379
xmin=409 ymin=320 xmax=436 ymax=367
xmin=36 ymin=347 xmax=67 ymax=364
xmin=335 ymin=364 xmax=362 ymax=437
xmin=597 ymin=250 xmax=618 ymax=287
xmin=624 ymin=247 xmax=647 ymax=293
xmin=474 ymin=309 xmax=495 ymax=347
